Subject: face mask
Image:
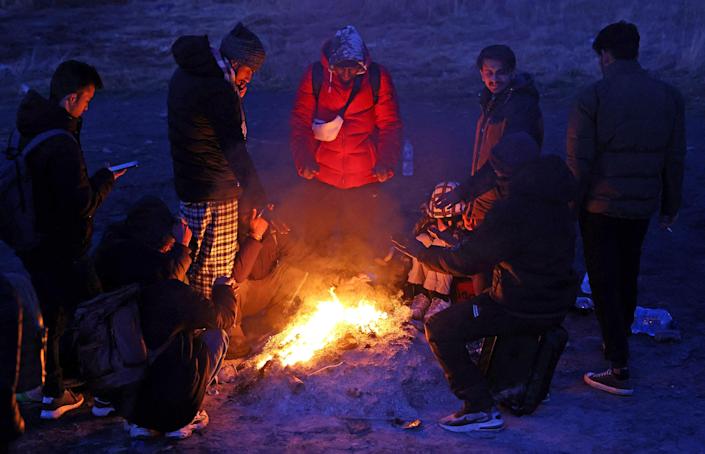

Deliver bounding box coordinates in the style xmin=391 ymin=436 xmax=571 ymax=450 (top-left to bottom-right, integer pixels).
xmin=312 ymin=115 xmax=344 ymax=142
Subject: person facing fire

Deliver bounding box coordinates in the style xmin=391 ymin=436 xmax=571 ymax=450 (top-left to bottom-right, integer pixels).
xmin=289 ymin=25 xmax=403 ymax=267
xmin=394 ymin=155 xmax=576 ymax=433
xmin=434 ymin=44 xmax=543 ymax=295
xmin=406 ymin=181 xmax=467 ymax=325
xmin=168 ymin=22 xmax=267 ymax=300
xmin=567 ymin=21 xmax=685 ymax=396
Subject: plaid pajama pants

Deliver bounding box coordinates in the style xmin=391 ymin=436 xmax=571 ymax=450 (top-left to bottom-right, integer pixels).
xmin=180 ymin=199 xmax=238 ymax=299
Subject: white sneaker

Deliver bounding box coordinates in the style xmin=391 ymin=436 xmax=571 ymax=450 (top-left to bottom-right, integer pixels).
xmin=439 ymin=406 xmax=505 ymax=433
xmin=410 ymin=293 xmax=431 ymax=320
xmin=91 ymin=397 xmax=116 ymax=417
xmin=424 ymin=297 xmax=451 ymax=323
xmin=165 ymin=410 xmax=209 ymax=440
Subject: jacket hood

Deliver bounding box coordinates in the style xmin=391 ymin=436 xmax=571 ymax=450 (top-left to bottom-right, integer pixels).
xmin=172 ymin=35 xmax=223 ymax=78
xmin=480 ymin=72 xmax=539 ymax=106
xmin=509 ymin=155 xmax=576 ymax=204
xmin=320 ymin=25 xmax=371 ymax=70
xmin=16 ymin=89 xmax=79 ymax=137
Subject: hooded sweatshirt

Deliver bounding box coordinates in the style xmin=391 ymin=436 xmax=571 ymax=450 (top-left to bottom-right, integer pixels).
xmin=168 ymin=35 xmax=265 ymax=206
xmin=419 ymin=155 xmax=577 ymax=317
xmin=15 ymin=90 xmax=114 ymax=259
xmin=290 ymin=27 xmax=402 ymax=189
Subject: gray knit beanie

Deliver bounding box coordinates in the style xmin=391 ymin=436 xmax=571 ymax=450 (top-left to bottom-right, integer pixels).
xmin=220 ymin=22 xmax=266 ymax=71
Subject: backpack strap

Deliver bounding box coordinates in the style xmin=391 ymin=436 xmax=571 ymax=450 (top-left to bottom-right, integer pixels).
xmin=311 ymin=61 xmax=324 ymax=116
xmin=368 ymin=62 xmax=381 ymax=105
xmin=310 ymin=61 xmax=383 ymax=117
xmin=19 ymin=129 xmax=76 ymax=160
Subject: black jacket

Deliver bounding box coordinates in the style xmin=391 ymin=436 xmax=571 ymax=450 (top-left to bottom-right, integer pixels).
xmin=16 ymin=90 xmax=114 ymax=259
xmin=566 ymin=60 xmax=685 ymax=219
xmin=419 ymin=156 xmax=577 ymax=318
xmin=129 ymin=280 xmax=236 ymax=432
xmin=469 ymin=74 xmax=543 ymax=224
xmin=168 ymin=35 xmax=265 ymax=205
xmin=93 ymin=223 xmax=192 ymax=291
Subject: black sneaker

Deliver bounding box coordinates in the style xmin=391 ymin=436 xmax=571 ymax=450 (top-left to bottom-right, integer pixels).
xmin=438 ymin=405 xmax=505 ymax=433
xmin=584 ymin=368 xmax=633 ymax=396
xmin=40 ymin=390 xmax=84 ymax=420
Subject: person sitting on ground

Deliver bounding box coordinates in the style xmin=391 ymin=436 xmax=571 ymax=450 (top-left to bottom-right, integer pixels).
xmin=406 ymin=181 xmax=467 ymax=324
xmin=393 ymin=155 xmax=577 ymax=433
xmin=94 ymin=196 xmax=192 ymax=292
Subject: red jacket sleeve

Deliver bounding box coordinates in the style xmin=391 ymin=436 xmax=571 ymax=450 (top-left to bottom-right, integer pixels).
xmin=373 ymin=67 xmax=403 ymax=170
xmin=290 ymin=66 xmax=318 ymax=173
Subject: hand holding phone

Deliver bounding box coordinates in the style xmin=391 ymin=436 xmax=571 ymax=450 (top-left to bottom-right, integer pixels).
xmin=108 ymin=161 xmax=139 ymax=172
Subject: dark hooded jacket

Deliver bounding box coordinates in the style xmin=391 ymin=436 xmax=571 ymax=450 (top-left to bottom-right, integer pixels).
xmin=469 ymin=74 xmax=543 ymax=224
xmin=15 ymin=90 xmax=114 ymax=260
xmin=168 ymin=35 xmax=265 ymax=205
xmin=129 ymin=280 xmax=236 ymax=432
xmin=566 ymin=60 xmax=685 ymax=219
xmin=93 ymin=197 xmax=192 ymax=291
xmin=419 ymin=155 xmax=577 ymax=318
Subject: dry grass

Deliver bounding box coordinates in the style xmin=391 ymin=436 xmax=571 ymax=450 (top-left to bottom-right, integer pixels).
xmin=1 ymin=0 xmax=703 ymax=100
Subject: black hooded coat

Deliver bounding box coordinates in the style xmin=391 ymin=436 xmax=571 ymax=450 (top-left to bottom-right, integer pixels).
xmin=168 ymin=35 xmax=265 ymax=207
xmin=419 ymin=155 xmax=577 ymax=318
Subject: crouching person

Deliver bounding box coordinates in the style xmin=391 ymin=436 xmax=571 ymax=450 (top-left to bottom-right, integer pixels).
xmin=123 ymin=277 xmax=235 ymax=439
xmin=394 ymin=155 xmax=577 ymax=432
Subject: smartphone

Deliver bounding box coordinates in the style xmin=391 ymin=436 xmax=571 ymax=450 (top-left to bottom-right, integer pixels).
xmin=108 ymin=161 xmax=139 ymax=172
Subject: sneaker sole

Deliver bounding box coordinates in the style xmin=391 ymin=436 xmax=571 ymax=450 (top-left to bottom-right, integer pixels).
xmin=91 ymin=405 xmax=116 ymax=417
xmin=40 ymin=395 xmax=85 ymax=420
xmin=583 ymin=374 xmax=634 ymax=396
xmin=439 ymin=417 xmax=505 ymax=433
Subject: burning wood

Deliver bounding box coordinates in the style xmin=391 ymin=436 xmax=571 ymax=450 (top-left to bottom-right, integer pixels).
xmin=253 ymin=286 xmax=404 ymax=370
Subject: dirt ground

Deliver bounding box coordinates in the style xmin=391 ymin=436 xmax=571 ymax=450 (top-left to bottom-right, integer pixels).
xmin=2 ymin=88 xmax=705 ymax=453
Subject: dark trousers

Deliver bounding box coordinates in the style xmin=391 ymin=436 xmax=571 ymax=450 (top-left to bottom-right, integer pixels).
xmin=19 ymin=250 xmax=101 ymax=397
xmin=425 ymin=294 xmax=561 ymax=411
xmin=579 ymin=211 xmax=650 ymax=368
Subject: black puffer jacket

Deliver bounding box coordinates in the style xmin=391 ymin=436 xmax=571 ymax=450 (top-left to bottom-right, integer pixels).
xmin=419 ymin=155 xmax=577 ymax=318
xmin=469 ymin=74 xmax=543 ymax=224
xmin=168 ymin=35 xmax=265 ymax=205
xmin=566 ymin=60 xmax=685 ymax=219
xmin=16 ymin=90 xmax=114 ymax=259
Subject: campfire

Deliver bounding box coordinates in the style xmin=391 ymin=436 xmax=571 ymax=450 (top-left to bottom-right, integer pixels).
xmin=253 ymin=284 xmax=407 ymax=371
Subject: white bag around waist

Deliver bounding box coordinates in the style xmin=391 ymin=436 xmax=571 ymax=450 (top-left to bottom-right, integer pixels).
xmin=312 ymin=115 xmax=344 ymax=142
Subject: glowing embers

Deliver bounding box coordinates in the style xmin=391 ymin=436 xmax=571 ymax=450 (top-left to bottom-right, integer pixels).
xmin=258 ymin=287 xmax=393 ymax=368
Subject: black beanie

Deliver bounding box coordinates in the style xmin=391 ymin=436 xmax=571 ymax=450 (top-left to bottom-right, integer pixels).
xmin=220 ymin=22 xmax=266 ymax=71
xmin=124 ymin=196 xmax=175 ymax=250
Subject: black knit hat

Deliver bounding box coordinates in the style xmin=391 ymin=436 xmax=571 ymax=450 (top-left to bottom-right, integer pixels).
xmin=124 ymin=196 xmax=175 ymax=250
xmin=220 ymin=22 xmax=266 ymax=71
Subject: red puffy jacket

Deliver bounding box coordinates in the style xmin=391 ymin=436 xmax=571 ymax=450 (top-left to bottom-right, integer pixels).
xmin=290 ymin=51 xmax=402 ymax=189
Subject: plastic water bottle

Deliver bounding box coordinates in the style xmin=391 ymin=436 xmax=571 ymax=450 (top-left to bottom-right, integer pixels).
xmin=580 ymin=272 xmax=592 ymax=295
xmin=402 ymin=140 xmax=414 ymax=176
xmin=631 ymin=306 xmax=673 ymax=336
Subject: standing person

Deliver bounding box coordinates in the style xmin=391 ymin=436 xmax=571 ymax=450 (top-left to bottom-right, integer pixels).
xmin=567 ymin=21 xmax=685 ymax=396
xmin=436 ymin=45 xmax=543 ymax=293
xmin=168 ymin=22 xmax=266 ymax=299
xmin=289 ymin=25 xmax=403 ymax=267
xmin=14 ymin=60 xmax=124 ymax=420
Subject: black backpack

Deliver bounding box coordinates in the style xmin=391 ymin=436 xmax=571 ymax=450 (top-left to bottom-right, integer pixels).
xmin=0 ymin=128 xmax=76 ymax=251
xmin=311 ymin=61 xmax=381 ymax=110
xmin=72 ymin=284 xmax=173 ymax=395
